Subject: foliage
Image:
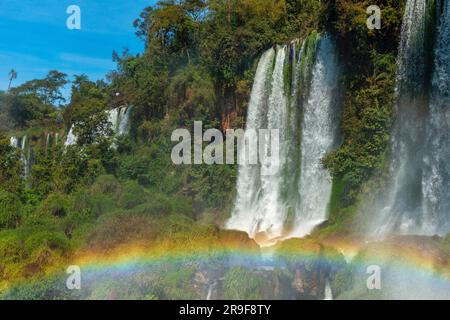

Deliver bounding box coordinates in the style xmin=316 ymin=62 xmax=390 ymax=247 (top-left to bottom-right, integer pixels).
xmin=8 ymin=71 xmax=67 ymax=126
xmin=65 ymin=75 xmax=112 ymax=146
xmin=322 ymin=0 xmax=405 ymax=201
xmin=0 ymin=132 xmax=22 ymax=194
xmin=0 ymin=191 xmax=22 ymax=229
xmin=222 ymin=267 xmax=263 ymax=299
xmin=0 ymin=0 xmax=419 ymax=298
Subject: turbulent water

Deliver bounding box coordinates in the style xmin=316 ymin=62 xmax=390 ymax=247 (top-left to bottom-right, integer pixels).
xmin=227 ymin=34 xmax=341 ymax=244
xmin=291 ymin=35 xmax=341 ymax=237
xmin=65 ymin=105 xmax=132 ymax=146
xmin=372 ymin=0 xmax=450 ymax=236
xmin=421 ymin=0 xmax=450 ymax=234
xmin=225 ymin=47 xmax=281 ymax=241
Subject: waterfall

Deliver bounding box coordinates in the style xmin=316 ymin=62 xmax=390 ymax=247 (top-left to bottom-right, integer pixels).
xmin=65 ymin=105 xmax=132 ymax=146
xmin=20 ymin=136 xmax=30 ymax=179
xmin=225 ymin=47 xmax=278 ymax=242
xmin=64 ymin=127 xmax=77 ymax=147
xmin=118 ymin=106 xmax=132 ymax=135
xmin=324 ymin=281 xmax=333 ymax=300
xmin=421 ymin=0 xmax=450 ymax=234
xmin=10 ymin=135 xmax=31 ymax=178
xmin=44 ymin=132 xmax=60 ymax=150
xmin=291 ymin=34 xmax=341 ymax=237
xmin=107 ymin=108 xmax=120 ymax=132
xmin=108 ymin=105 xmax=132 ymax=135
xmin=252 ymin=45 xmax=289 ymax=242
xmin=227 ymin=34 xmax=341 ymax=245
xmin=372 ymin=0 xmax=450 ymax=236
xmin=206 ymin=281 xmax=218 ymax=300
xmin=10 ymin=136 xmax=18 ymax=148
xmin=46 ymin=133 xmax=50 ymax=149
xmin=396 ymin=0 xmax=429 ymax=93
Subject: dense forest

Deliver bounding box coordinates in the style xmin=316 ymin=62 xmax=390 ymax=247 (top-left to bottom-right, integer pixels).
xmin=1 ymin=0 xmax=449 ymax=299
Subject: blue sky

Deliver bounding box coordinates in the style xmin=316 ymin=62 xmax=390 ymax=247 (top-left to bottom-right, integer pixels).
xmin=0 ymin=0 xmax=156 ymax=96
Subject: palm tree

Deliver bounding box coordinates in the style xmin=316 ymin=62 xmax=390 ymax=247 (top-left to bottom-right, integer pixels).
xmin=8 ymin=69 xmax=17 ymax=91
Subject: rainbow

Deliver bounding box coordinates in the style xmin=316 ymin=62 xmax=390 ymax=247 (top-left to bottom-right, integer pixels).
xmin=2 ymin=239 xmax=450 ymax=299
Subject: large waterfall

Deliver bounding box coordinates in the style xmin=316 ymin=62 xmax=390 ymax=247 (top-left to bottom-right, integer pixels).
xmin=225 ymin=46 xmax=284 ymax=243
xmin=372 ymin=0 xmax=450 ymax=236
xmin=226 ymin=34 xmax=341 ymax=245
xmin=421 ymin=0 xmax=450 ymax=234
xmin=292 ymin=35 xmax=341 ymax=237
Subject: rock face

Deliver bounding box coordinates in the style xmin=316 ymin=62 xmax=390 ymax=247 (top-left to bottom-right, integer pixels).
xmin=149 ymin=233 xmax=349 ymax=300
xmin=359 ymin=235 xmax=450 ymax=276
xmin=194 ymin=236 xmax=348 ymax=300
xmin=330 ymin=234 xmax=450 ymax=300
xmin=274 ymin=238 xmax=346 ymax=299
xmin=216 ymin=229 xmax=260 ymax=252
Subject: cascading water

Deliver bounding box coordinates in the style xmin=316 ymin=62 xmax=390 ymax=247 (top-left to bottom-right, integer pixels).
xmin=10 ymin=136 xmax=18 ymax=148
xmin=227 ymin=34 xmax=341 ymax=245
xmin=252 ymin=45 xmax=289 ymax=242
xmin=64 ymin=127 xmax=77 ymax=147
xmin=46 ymin=133 xmax=50 ymax=149
xmin=371 ymin=0 xmax=450 ymax=236
xmin=43 ymin=132 xmax=60 ymax=150
xmin=372 ymin=0 xmax=430 ymax=235
xmin=324 ymin=281 xmax=333 ymax=300
xmin=108 ymin=108 xmax=120 ymax=132
xmin=421 ymin=0 xmax=450 ymax=234
xmin=118 ymin=106 xmax=132 ymax=135
xmin=65 ymin=105 xmax=132 ymax=146
xmin=10 ymin=135 xmax=31 ymax=178
xmin=225 ymin=47 xmax=280 ymax=242
xmin=291 ymin=34 xmax=341 ymax=237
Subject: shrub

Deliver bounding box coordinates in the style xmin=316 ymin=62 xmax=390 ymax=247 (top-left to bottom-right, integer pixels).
xmin=38 ymin=193 xmax=71 ymax=218
xmin=118 ymin=180 xmax=147 ymax=209
xmin=86 ymin=213 xmax=157 ymax=251
xmin=0 ymin=191 xmax=22 ymax=229
xmin=222 ymin=267 xmax=264 ymax=300
xmin=90 ymin=175 xmax=122 ymax=197
xmin=130 ymin=193 xmax=194 ymax=218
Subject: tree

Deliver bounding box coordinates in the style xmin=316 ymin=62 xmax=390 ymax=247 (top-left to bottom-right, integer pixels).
xmin=134 ymin=0 xmax=206 ymax=63
xmin=8 ymin=69 xmax=17 ymax=91
xmin=109 ymin=52 xmax=169 ymax=129
xmin=9 ymin=71 xmax=68 ymax=126
xmin=65 ymin=74 xmax=112 ymax=146
xmin=12 ymin=70 xmax=68 ymax=105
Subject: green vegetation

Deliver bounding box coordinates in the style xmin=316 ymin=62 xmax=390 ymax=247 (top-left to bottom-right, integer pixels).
xmin=0 ymin=0 xmax=426 ymax=298
xmin=321 ymin=0 xmax=406 ymax=229
xmin=222 ymin=267 xmax=264 ymax=299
